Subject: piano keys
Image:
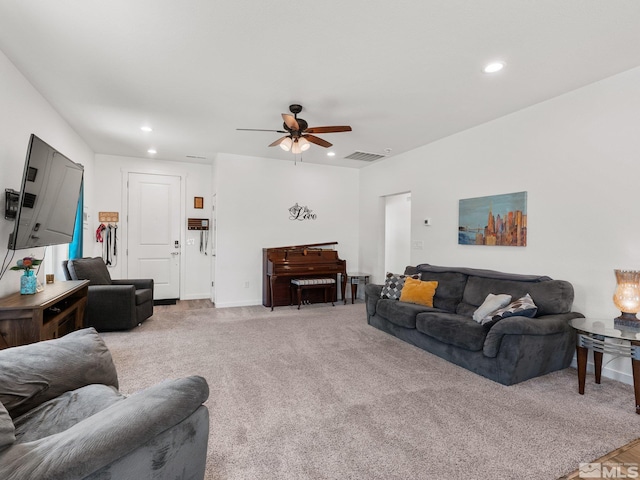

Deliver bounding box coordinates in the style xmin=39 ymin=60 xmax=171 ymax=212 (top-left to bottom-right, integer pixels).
xmin=262 ymin=242 xmax=347 ymax=309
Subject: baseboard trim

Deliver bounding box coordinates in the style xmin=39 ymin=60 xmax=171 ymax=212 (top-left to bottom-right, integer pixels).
xmin=154 ymin=298 xmax=178 ymax=306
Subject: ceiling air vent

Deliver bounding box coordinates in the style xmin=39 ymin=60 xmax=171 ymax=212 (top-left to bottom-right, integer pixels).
xmin=344 ymin=151 xmax=387 ymax=162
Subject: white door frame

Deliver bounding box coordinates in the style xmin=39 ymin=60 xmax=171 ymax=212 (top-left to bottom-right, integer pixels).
xmin=120 ymin=168 xmax=187 ymax=300
xmin=210 ymin=193 xmax=216 ymax=304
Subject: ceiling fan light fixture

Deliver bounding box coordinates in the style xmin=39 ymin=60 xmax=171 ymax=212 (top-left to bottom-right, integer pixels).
xmin=291 ymin=139 xmax=302 ymax=155
xmin=298 ymin=137 xmax=310 ymax=152
xmin=279 ymin=137 xmax=293 ymax=151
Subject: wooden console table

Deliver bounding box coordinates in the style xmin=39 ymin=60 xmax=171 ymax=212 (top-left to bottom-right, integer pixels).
xmin=0 ymin=280 xmax=89 ymax=349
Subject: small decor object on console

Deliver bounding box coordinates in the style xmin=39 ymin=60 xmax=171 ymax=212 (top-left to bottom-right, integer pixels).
xmin=613 ymin=269 xmax=640 ymax=325
xmin=11 ymin=256 xmax=42 ymax=295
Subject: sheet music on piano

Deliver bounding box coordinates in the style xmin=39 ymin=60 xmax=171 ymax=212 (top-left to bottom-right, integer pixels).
xmin=262 ymin=242 xmax=347 ymax=309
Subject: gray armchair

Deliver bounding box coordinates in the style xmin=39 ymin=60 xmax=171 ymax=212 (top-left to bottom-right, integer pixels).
xmin=0 ymin=328 xmax=209 ymax=480
xmin=62 ymin=257 xmax=154 ymax=331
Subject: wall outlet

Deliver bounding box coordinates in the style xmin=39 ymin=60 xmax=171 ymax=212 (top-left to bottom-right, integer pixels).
xmin=412 ymin=240 xmax=424 ymax=250
xmin=243 ymin=281 xmax=250 ymax=288
xmin=186 ymin=238 xmax=195 ymax=246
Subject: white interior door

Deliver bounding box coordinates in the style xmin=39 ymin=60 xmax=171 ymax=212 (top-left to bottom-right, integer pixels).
xmin=210 ymin=194 xmax=216 ymax=304
xmin=128 ymin=173 xmax=181 ymax=300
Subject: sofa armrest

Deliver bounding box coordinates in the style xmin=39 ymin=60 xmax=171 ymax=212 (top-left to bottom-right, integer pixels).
xmin=88 ymin=285 xmax=136 ymax=317
xmin=365 ymin=284 xmax=383 ymax=318
xmin=112 ymin=279 xmax=154 ymax=291
xmin=483 ymin=312 xmax=583 ymax=357
xmin=0 ymin=376 xmax=209 ymax=480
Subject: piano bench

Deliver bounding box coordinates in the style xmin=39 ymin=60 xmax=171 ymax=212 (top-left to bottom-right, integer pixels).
xmin=290 ymin=278 xmax=336 ymax=310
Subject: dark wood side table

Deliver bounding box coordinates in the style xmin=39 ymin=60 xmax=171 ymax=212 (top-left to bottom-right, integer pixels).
xmin=0 ymin=280 xmax=89 ymax=349
xmin=570 ymin=317 xmax=640 ymax=414
xmin=346 ymin=272 xmax=370 ymax=304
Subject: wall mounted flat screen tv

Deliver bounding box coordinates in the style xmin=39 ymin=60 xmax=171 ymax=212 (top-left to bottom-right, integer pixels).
xmin=7 ymin=134 xmax=84 ymax=250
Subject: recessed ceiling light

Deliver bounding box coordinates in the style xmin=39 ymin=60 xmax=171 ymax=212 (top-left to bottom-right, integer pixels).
xmin=147 ymin=149 xmax=157 ymax=154
xmin=483 ymin=61 xmax=505 ymax=74
xmin=327 ymin=151 xmax=336 ymax=157
xmin=141 ymin=126 xmax=153 ymax=132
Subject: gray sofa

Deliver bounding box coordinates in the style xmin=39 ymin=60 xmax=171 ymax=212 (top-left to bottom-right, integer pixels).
xmin=0 ymin=328 xmax=209 ymax=480
xmin=365 ymin=264 xmax=583 ymax=385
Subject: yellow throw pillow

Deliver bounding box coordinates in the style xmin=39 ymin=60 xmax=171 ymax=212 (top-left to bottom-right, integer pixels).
xmin=399 ymin=277 xmax=438 ymax=307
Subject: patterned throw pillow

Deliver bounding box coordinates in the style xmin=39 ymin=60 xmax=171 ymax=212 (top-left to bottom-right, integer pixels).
xmin=380 ymin=272 xmax=422 ymax=300
xmin=481 ymin=293 xmax=538 ymax=326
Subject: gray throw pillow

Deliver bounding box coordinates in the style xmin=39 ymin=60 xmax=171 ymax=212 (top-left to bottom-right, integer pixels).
xmin=0 ymin=401 xmax=15 ymax=451
xmin=481 ymin=293 xmax=538 ymax=326
xmin=380 ymin=272 xmax=422 ymax=300
xmin=472 ymin=293 xmax=512 ymax=323
xmin=68 ymin=257 xmax=112 ymax=285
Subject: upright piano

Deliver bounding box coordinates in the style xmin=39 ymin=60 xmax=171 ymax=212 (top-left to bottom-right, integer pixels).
xmin=263 ymin=242 xmax=347 ymax=309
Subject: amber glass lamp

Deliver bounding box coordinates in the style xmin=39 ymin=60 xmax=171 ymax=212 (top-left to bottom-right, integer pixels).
xmin=613 ymin=269 xmax=640 ymax=322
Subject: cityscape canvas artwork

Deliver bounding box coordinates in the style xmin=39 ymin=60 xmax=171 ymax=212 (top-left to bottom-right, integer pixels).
xmin=458 ymin=191 xmax=527 ymax=246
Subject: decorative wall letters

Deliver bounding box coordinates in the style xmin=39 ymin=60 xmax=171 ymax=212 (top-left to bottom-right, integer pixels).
xmin=289 ymin=203 xmax=317 ymax=221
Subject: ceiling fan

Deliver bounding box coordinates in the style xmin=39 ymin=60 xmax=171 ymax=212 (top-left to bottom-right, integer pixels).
xmin=237 ymin=104 xmax=352 ymax=154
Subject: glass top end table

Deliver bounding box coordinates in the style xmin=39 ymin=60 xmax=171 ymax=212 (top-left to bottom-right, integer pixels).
xmin=570 ymin=317 xmax=640 ymax=414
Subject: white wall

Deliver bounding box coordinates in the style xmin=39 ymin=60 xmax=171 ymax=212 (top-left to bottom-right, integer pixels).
xmin=94 ymin=155 xmax=212 ymax=300
xmin=359 ymin=65 xmax=640 ymax=384
xmin=0 ymin=49 xmax=95 ymax=298
xmin=214 ymin=153 xmax=359 ymax=307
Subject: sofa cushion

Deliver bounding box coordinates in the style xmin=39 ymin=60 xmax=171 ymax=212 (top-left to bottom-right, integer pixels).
xmin=399 ymin=278 xmax=438 ymax=307
xmin=0 ymin=402 xmax=15 ymax=451
xmin=416 ymin=312 xmax=489 ymax=351
xmin=67 ymin=257 xmax=112 ymax=285
xmin=135 ymin=288 xmax=153 ymax=306
xmin=411 ymin=266 xmax=468 ymax=312
xmin=0 ymin=328 xmax=119 ymax=418
xmin=481 ymin=294 xmax=538 ymax=326
xmin=13 ymin=384 xmax=125 ymax=444
xmin=380 ymin=272 xmax=421 ymax=300
xmin=459 ymin=276 xmax=574 ymax=316
xmin=376 ymin=298 xmax=444 ymax=329
xmin=473 ymin=293 xmax=512 ymax=322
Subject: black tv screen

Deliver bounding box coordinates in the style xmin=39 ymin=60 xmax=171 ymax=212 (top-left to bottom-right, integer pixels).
xmin=8 ymin=134 xmax=84 ymax=250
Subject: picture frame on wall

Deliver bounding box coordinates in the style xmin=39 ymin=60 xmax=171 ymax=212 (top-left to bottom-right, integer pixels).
xmin=458 ymin=191 xmax=527 ymax=246
xmin=194 ymin=197 xmax=204 ymax=209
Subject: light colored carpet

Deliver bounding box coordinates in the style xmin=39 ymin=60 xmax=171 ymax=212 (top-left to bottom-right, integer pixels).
xmin=101 ymin=302 xmax=639 ymax=479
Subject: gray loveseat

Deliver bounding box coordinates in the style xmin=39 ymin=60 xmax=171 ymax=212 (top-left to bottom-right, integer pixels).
xmin=0 ymin=328 xmax=209 ymax=480
xmin=365 ymin=264 xmax=583 ymax=385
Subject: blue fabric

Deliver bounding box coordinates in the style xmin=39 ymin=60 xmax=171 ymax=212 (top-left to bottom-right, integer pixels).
xmin=68 ymin=182 xmax=83 ymax=259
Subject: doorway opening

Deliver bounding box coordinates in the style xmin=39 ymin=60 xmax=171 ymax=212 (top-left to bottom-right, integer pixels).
xmin=384 ymin=192 xmax=412 ymax=274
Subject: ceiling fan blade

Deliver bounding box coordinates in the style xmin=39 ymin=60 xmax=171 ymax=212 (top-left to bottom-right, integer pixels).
xmin=237 ymin=128 xmax=287 ymax=133
xmin=282 ymin=113 xmax=299 ymax=131
xmin=303 ymin=134 xmax=332 ymax=148
xmin=268 ymin=136 xmax=289 ymax=147
xmin=305 ymin=126 xmax=352 ymax=134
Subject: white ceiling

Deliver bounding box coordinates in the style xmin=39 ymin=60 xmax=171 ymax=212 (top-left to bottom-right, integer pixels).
xmin=1 ymin=1 xmax=640 ymax=168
